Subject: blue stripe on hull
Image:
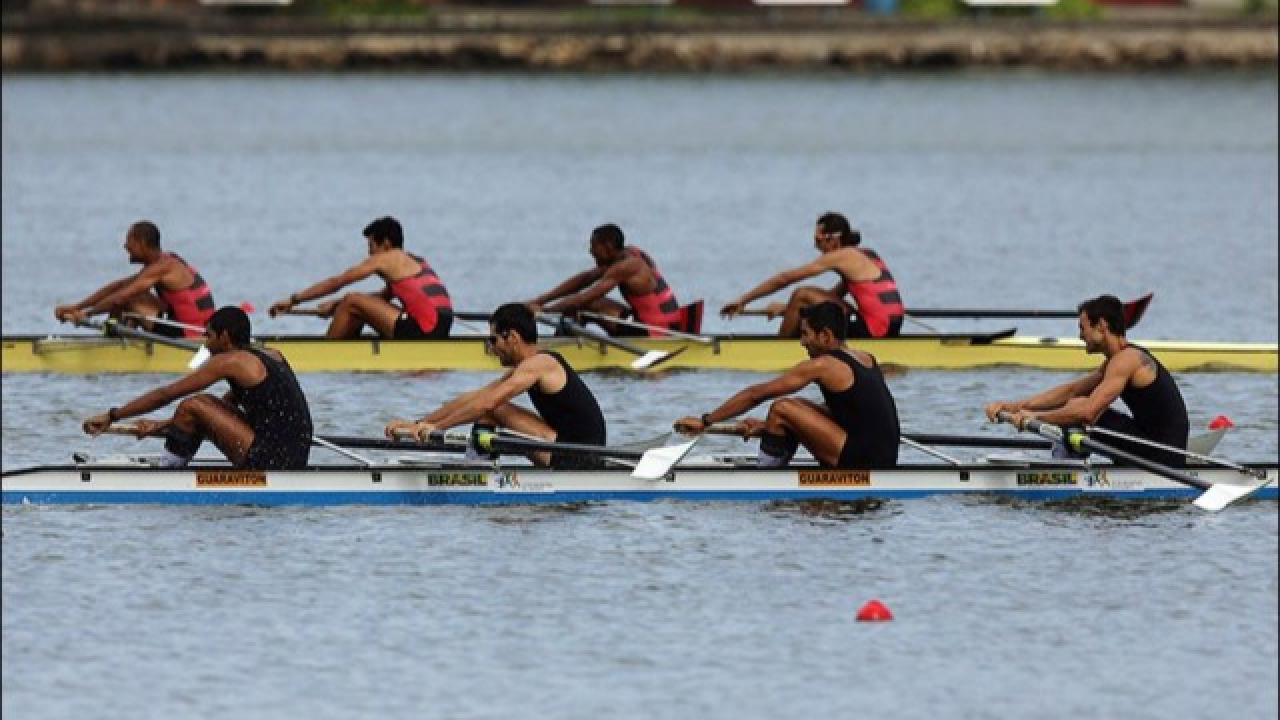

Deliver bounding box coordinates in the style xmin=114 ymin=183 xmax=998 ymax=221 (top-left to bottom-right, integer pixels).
xmin=9 ymin=486 xmax=1274 ymax=507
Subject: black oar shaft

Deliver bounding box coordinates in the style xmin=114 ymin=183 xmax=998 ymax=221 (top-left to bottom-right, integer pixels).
xmin=1014 ymin=416 xmax=1211 ymax=492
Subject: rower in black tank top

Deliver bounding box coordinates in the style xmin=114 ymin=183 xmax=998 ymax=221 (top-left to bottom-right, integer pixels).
xmin=818 ymin=349 xmax=900 ymax=469
xmin=1095 ymin=344 xmax=1189 ymax=468
xmin=230 ymin=348 xmax=314 ymax=470
xmin=526 ymin=351 xmax=607 ymax=470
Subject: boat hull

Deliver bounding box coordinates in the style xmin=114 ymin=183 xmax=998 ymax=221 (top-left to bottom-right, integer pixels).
xmin=4 ymin=461 xmax=1275 ymax=506
xmin=4 ymin=333 xmax=1276 ymax=373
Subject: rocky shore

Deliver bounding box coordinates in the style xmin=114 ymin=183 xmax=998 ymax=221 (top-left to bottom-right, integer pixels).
xmin=3 ymin=10 xmax=1276 ymax=72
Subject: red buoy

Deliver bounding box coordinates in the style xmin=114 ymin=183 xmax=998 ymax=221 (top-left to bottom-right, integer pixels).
xmin=856 ymin=599 xmax=893 ymax=622
xmin=240 ymin=301 xmax=257 ymax=314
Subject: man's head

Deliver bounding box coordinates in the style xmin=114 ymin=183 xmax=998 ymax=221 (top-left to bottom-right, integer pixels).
xmin=125 ymin=221 xmax=162 ymax=263
xmin=364 ymin=216 xmax=404 ymax=252
xmin=814 ymin=212 xmax=860 ymax=253
xmin=799 ymin=301 xmax=847 ymax=357
xmin=205 ymin=306 xmax=252 ymax=351
xmin=588 ymin=223 xmax=626 ymax=266
xmin=1077 ymin=294 xmax=1126 ymax=353
xmin=488 ymin=302 xmax=538 ymax=367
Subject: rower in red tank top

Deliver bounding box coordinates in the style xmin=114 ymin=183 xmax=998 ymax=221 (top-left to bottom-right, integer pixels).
xmin=157 ymin=253 xmax=216 ymax=337
xmin=269 ymin=216 xmax=454 ymax=340
xmin=529 ymin=224 xmax=697 ymax=337
xmin=721 ymin=211 xmax=906 ymax=339
xmin=54 ymin=220 xmax=218 ymax=339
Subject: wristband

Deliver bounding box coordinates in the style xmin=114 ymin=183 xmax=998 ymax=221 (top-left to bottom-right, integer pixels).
xmin=108 ymin=407 xmax=119 ymax=422
xmin=701 ymin=413 xmax=713 ymax=427
xmin=290 ymin=294 xmax=299 ymax=305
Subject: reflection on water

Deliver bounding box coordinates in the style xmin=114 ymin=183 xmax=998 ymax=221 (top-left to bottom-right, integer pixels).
xmin=762 ymin=497 xmax=891 ymax=522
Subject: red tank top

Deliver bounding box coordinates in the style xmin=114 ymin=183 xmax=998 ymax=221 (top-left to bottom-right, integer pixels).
xmin=619 ymin=247 xmax=683 ymax=336
xmin=389 ymin=253 xmax=452 ymax=333
xmin=843 ymin=247 xmax=905 ymax=338
xmin=156 ymin=253 xmax=216 ymax=338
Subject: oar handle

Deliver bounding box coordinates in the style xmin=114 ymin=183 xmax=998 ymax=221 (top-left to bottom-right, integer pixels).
xmin=279 ymin=307 xmax=328 ymax=317
xmin=473 ymin=429 xmax=645 ymax=461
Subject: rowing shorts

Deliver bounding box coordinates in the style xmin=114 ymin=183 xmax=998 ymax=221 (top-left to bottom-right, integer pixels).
xmin=244 ymin=436 xmax=311 ymax=470
xmin=836 ymin=436 xmax=899 ymax=470
xmin=393 ymin=310 xmax=453 ymax=340
xmin=550 ymin=453 xmax=605 ymax=471
xmin=848 ymin=312 xmax=904 ymax=340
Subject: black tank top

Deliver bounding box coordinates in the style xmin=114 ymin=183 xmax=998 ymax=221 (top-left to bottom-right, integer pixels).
xmin=819 ymin=349 xmax=901 ymax=467
xmin=527 ymin=351 xmax=607 ymax=447
xmin=231 ymin=348 xmax=313 ymax=448
xmin=1117 ymin=344 xmax=1189 ymax=448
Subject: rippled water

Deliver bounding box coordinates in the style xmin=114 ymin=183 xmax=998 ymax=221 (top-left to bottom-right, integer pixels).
xmin=3 ymin=74 xmax=1277 ymax=720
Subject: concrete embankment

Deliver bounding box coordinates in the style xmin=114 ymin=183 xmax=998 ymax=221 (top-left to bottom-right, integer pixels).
xmin=3 ymin=13 xmax=1276 ymax=72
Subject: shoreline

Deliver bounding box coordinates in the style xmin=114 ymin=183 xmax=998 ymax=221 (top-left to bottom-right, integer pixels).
xmin=3 ymin=12 xmax=1277 ymax=72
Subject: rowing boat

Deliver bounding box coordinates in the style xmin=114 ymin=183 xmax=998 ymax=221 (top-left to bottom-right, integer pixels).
xmin=3 ymin=331 xmax=1275 ymax=374
xmin=4 ymin=454 xmax=1274 ymax=506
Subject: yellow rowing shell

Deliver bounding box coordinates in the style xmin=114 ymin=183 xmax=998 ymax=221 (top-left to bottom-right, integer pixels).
xmin=3 ymin=333 xmax=1275 ymax=374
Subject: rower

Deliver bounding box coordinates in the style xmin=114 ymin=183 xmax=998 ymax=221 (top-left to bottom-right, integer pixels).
xmin=720 ymin=212 xmax=905 ymax=339
xmin=54 ymin=220 xmax=216 ymax=340
xmin=82 ymin=306 xmax=313 ymax=469
xmin=268 ymin=216 xmax=453 ymax=340
xmin=985 ymin=294 xmax=1190 ymax=468
xmin=384 ymin=303 xmax=607 ymax=469
xmin=528 ymin=223 xmax=699 ymax=337
xmin=675 ymin=301 xmax=901 ymax=469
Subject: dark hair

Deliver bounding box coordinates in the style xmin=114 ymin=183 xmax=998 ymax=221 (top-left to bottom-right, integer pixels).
xmin=799 ymin=301 xmax=848 ymax=341
xmin=1078 ymin=294 xmax=1126 ymax=336
xmin=589 ymin=224 xmax=625 ymax=250
xmin=491 ymin=302 xmax=537 ymax=343
xmin=129 ymin=221 xmax=162 ymax=249
xmin=816 ymin=212 xmax=860 ymax=247
xmin=363 ymin=216 xmax=404 ymax=249
xmin=207 ymin=306 xmax=252 ymax=346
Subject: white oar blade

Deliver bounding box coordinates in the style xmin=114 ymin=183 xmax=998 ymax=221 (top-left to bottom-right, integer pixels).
xmin=1193 ymin=481 xmax=1268 ymax=512
xmin=187 ymin=345 xmax=211 ymax=369
xmin=632 ymin=438 xmax=699 ymax=480
xmin=629 ymin=350 xmax=673 ymax=371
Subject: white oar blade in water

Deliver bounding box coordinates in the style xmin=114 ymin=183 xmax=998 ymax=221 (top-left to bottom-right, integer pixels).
xmin=1193 ymin=480 xmax=1270 ymax=512
xmin=631 ymin=438 xmax=700 ymax=480
xmin=629 ymin=350 xmax=673 ymax=371
xmin=187 ymin=346 xmax=211 ymax=369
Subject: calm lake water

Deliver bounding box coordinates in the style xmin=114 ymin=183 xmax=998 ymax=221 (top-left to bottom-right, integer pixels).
xmin=2 ymin=73 xmax=1277 ymax=720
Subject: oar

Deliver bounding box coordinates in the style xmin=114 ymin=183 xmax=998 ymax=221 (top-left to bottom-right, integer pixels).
xmin=539 ymin=315 xmax=681 ymax=371
xmin=1087 ymin=425 xmax=1268 ymax=481
xmin=577 ymin=310 xmax=715 ymax=345
xmin=908 ymin=293 xmax=1153 ymax=330
xmin=76 ymin=318 xmax=209 ymax=369
xmin=471 ymin=429 xmax=699 ymax=480
xmin=995 ymin=412 xmax=1263 ymax=512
